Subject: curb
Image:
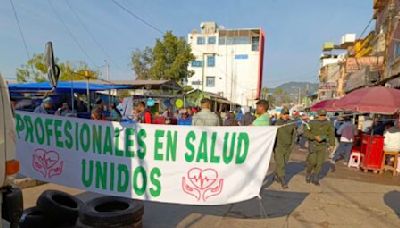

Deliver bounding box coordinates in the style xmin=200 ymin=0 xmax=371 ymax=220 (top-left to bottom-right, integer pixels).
xmin=12 ymin=178 xmax=47 ymax=189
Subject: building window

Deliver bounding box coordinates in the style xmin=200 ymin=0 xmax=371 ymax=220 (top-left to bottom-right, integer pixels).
xmin=252 ymin=36 xmax=260 ymax=51
xmin=219 ymin=36 xmax=226 ymax=45
xmin=208 ymin=36 xmax=216 ymax=44
xmin=197 ymin=36 xmax=205 ymax=45
xmin=395 ymin=41 xmax=400 ymax=59
xmin=234 ymin=36 xmax=250 ymax=44
xmin=207 ymin=55 xmax=215 ymax=67
xmin=235 ymin=54 xmax=248 ymax=60
xmin=191 ymin=60 xmax=203 ymax=67
xmin=206 ymin=76 xmax=215 ymax=87
xmin=191 ymin=80 xmax=202 ymax=86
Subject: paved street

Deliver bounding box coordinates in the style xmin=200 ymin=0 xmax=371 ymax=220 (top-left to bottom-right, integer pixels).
xmin=21 ymin=147 xmax=400 ymax=228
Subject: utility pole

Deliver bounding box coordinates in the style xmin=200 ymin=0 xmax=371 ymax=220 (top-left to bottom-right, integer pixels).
xmin=85 ymin=70 xmax=90 ymax=112
xmin=105 ymin=60 xmax=111 ymax=107
xmin=105 ymin=61 xmax=110 ymax=81
xmin=201 ymin=54 xmax=205 ymax=92
xmin=298 ymin=87 xmax=301 ymax=105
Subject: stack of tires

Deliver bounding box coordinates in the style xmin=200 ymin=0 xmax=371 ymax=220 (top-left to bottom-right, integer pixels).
xmin=77 ymin=196 xmax=144 ymax=228
xmin=19 ymin=190 xmax=144 ymax=228
xmin=19 ymin=190 xmax=83 ymax=228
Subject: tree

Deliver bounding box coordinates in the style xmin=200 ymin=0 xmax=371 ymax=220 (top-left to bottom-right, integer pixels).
xmin=260 ymin=87 xmax=269 ymax=100
xmin=16 ymin=54 xmax=48 ymax=82
xmin=59 ymin=62 xmax=98 ymax=81
xmin=131 ymin=47 xmax=152 ymax=79
xmin=272 ymin=88 xmax=291 ymax=106
xmin=16 ymin=53 xmax=98 ymax=82
xmin=131 ymin=31 xmax=195 ymax=82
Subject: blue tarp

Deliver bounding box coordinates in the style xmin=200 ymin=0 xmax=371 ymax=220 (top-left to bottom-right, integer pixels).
xmin=8 ymin=81 xmax=129 ymax=93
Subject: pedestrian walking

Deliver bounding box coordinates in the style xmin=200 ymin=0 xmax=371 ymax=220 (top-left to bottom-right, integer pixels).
xmin=331 ymin=116 xmax=357 ymax=171
xmin=297 ymin=114 xmax=309 ymax=150
xmin=274 ymin=107 xmax=296 ymax=189
xmin=303 ymin=109 xmax=335 ymax=186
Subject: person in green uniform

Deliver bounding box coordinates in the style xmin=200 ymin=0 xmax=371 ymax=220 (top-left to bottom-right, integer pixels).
xmin=274 ymin=107 xmax=296 ymax=189
xmin=303 ymin=109 xmax=335 ymax=186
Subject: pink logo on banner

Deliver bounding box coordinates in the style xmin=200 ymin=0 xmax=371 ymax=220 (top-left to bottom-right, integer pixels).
xmin=182 ymin=168 xmax=224 ymax=202
xmin=32 ymin=148 xmax=64 ymax=179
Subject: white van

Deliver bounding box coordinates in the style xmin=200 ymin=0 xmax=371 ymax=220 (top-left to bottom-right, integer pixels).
xmin=0 ymin=74 xmax=22 ymax=227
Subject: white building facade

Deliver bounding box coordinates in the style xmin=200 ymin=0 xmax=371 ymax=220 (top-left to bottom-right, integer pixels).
xmin=187 ymin=22 xmax=265 ymax=107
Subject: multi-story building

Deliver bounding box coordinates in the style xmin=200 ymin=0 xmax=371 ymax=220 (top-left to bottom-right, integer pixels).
xmin=317 ymin=35 xmax=351 ymax=100
xmin=374 ymin=0 xmax=400 ymax=87
xmin=315 ymin=0 xmax=400 ymax=102
xmin=187 ymin=22 xmax=265 ymax=107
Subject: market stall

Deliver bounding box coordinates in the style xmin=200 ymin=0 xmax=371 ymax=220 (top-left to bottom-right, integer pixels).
xmin=334 ymin=86 xmax=400 ymax=173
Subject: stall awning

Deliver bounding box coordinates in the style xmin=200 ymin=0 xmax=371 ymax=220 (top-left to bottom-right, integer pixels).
xmin=8 ymin=81 xmax=130 ymax=93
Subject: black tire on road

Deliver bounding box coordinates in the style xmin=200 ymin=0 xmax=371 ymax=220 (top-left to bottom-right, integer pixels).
xmin=2 ymin=187 xmax=23 ymax=224
xmin=36 ymin=189 xmax=83 ymax=225
xmin=133 ymin=219 xmax=143 ymax=228
xmin=19 ymin=207 xmax=52 ymax=228
xmin=78 ymin=196 xmax=144 ymax=228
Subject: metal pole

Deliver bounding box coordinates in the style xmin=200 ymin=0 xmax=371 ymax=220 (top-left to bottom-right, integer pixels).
xmin=298 ymin=87 xmax=301 ymax=105
xmin=106 ymin=61 xmax=111 ymax=107
xmin=86 ymin=78 xmax=90 ymax=112
xmin=202 ymin=53 xmax=205 ymax=92
xmin=71 ymin=76 xmax=74 ymax=112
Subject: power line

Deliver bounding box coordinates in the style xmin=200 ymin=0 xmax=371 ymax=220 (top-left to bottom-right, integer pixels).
xmin=111 ymin=0 xmax=163 ymax=34
xmin=47 ymin=0 xmax=98 ymax=67
xmin=359 ymin=17 xmax=374 ymax=38
xmin=9 ymin=0 xmax=30 ymax=60
xmin=64 ymin=0 xmax=122 ymax=70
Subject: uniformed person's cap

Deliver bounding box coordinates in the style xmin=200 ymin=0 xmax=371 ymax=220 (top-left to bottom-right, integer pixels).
xmin=318 ymin=109 xmax=327 ymax=116
xmin=281 ymin=107 xmax=290 ymax=114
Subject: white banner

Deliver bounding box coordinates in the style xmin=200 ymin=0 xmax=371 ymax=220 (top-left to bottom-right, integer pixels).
xmin=15 ymin=111 xmax=277 ymax=205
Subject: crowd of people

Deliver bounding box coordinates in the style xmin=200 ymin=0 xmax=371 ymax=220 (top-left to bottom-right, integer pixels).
xmin=114 ymin=97 xmax=272 ymax=127
xmin=31 ymin=96 xmax=272 ymax=127
xmin=30 ymin=95 xmax=400 ymax=190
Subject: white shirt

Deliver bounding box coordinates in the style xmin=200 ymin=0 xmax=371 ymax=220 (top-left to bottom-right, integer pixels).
xmin=383 ymin=127 xmax=400 ymax=152
xmin=362 ymin=119 xmax=373 ymax=132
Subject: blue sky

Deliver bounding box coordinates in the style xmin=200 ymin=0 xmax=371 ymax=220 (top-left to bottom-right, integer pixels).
xmin=0 ymin=0 xmax=373 ymax=87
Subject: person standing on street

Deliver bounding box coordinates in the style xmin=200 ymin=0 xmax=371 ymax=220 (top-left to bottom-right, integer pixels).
xmin=192 ymin=98 xmax=220 ymax=126
xmin=109 ymin=103 xmax=122 ymax=121
xmin=224 ymin=112 xmax=239 ymax=126
xmin=274 ymin=107 xmax=296 ymax=189
xmin=303 ymin=109 xmax=335 ymax=186
xmin=241 ymin=107 xmax=255 ymax=126
xmin=252 ymin=100 xmax=270 ymax=126
xmin=55 ymin=103 xmax=73 ymax=117
xmin=34 ymin=97 xmax=53 ymax=114
xmin=331 ymin=116 xmax=357 ymax=171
